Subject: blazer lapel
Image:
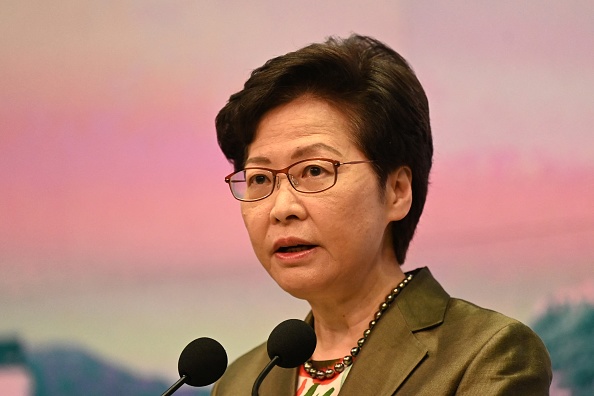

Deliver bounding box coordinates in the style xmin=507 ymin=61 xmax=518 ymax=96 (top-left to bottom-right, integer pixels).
xmin=338 ymin=268 xmax=449 ymax=396
xmin=339 ymin=304 xmax=428 ymax=395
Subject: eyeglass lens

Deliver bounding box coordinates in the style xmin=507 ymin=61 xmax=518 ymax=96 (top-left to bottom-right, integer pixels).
xmin=229 ymin=159 xmax=337 ymax=201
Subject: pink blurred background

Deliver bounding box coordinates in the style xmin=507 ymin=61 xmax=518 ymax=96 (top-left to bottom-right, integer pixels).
xmin=1 ymin=0 xmax=593 ymax=391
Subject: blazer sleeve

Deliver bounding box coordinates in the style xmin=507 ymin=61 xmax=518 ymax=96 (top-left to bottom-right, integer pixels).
xmin=456 ymin=321 xmax=552 ymax=395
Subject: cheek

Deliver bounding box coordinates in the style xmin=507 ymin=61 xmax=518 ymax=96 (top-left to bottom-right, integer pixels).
xmin=330 ymin=189 xmax=387 ymax=236
xmin=241 ymin=204 xmax=268 ymax=247
xmin=313 ymin=195 xmax=367 ymax=235
xmin=240 ymin=204 xmax=250 ymax=227
xmin=241 ymin=205 xmax=257 ymax=232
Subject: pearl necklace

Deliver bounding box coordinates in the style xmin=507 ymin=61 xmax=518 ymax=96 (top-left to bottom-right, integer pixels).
xmin=304 ymin=273 xmax=414 ymax=380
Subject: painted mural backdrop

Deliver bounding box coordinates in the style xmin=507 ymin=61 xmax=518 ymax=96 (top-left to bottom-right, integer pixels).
xmin=1 ymin=1 xmax=593 ymax=395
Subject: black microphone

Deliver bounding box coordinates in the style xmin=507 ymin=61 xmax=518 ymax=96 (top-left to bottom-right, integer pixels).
xmin=252 ymin=319 xmax=317 ymax=396
xmin=161 ymin=337 xmax=228 ymax=396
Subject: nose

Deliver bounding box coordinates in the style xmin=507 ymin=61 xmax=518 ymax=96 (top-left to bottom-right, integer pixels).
xmin=269 ymin=175 xmax=307 ymax=223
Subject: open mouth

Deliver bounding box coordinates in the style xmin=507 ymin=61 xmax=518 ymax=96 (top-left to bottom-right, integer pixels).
xmin=276 ymin=244 xmax=315 ymax=253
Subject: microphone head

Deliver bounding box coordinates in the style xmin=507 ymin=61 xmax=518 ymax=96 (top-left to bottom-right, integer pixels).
xmin=178 ymin=337 xmax=228 ymax=387
xmin=266 ymin=319 xmax=317 ymax=369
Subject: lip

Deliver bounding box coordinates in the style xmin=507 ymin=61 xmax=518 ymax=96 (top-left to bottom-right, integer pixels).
xmin=272 ymin=237 xmax=317 ymax=254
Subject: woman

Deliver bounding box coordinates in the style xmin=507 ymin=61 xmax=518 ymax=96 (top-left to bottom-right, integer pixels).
xmin=211 ymin=35 xmax=551 ymax=395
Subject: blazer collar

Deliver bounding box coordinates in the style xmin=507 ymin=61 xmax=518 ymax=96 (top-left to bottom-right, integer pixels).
xmin=339 ymin=267 xmax=450 ymax=395
xmin=396 ymin=267 xmax=450 ymax=332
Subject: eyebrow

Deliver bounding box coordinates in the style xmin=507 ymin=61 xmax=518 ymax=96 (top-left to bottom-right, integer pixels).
xmin=245 ymin=142 xmax=343 ymax=166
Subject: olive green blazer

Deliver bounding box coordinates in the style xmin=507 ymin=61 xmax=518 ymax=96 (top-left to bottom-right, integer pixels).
xmin=211 ymin=268 xmax=552 ymax=395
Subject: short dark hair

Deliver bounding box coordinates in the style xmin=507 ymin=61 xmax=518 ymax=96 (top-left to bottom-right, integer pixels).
xmin=216 ymin=34 xmax=433 ymax=264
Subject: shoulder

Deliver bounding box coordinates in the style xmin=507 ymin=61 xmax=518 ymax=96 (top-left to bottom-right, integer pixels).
xmin=451 ymin=299 xmax=552 ymax=394
xmin=444 ymin=297 xmax=550 ymax=358
xmin=211 ymin=342 xmax=269 ymax=396
xmin=444 ymin=297 xmax=526 ymax=334
xmin=411 ymin=293 xmax=550 ymax=360
xmin=401 ymin=268 xmax=547 ymax=347
xmin=399 ymin=297 xmax=552 ymax=395
xmin=394 ymin=268 xmax=552 ymax=394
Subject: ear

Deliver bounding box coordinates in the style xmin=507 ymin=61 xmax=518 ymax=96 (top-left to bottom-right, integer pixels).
xmin=385 ymin=166 xmax=412 ymax=222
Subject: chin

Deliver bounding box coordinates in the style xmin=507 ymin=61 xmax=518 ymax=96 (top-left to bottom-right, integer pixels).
xmin=272 ymin=273 xmax=330 ymax=301
xmin=279 ymin=286 xmax=315 ymax=301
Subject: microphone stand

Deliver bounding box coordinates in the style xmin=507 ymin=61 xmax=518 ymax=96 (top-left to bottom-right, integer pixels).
xmin=161 ymin=374 xmax=187 ymax=396
xmin=251 ymin=356 xmax=280 ymax=396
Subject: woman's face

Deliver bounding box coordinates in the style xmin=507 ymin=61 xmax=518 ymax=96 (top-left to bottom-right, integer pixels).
xmin=241 ymin=96 xmax=407 ymax=301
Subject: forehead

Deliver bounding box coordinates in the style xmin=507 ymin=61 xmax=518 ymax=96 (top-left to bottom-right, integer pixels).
xmin=246 ymin=97 xmax=358 ymax=165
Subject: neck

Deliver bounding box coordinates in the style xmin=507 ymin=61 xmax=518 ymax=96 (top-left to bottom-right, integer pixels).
xmin=307 ymin=266 xmax=406 ymax=361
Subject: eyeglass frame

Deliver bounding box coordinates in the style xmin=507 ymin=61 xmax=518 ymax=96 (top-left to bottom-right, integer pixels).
xmin=224 ymin=157 xmax=374 ymax=202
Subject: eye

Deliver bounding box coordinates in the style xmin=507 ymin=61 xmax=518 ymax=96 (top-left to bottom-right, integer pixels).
xmin=304 ymin=165 xmax=323 ymax=177
xmin=248 ymin=173 xmax=272 ymax=186
xmin=301 ymin=162 xmax=333 ymax=178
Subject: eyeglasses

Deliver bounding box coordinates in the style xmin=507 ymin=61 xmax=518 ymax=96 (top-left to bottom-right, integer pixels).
xmin=225 ymin=157 xmax=374 ymax=202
